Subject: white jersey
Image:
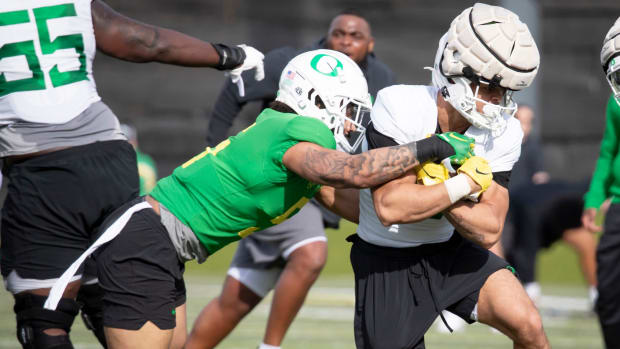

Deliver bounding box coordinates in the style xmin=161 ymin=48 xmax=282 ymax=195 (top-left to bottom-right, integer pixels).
xmin=0 ymin=0 xmax=100 ymax=125
xmin=357 ymin=85 xmax=523 ymax=248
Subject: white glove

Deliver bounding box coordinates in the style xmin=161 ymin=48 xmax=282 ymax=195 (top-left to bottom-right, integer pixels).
xmin=227 ymin=45 xmax=265 ymax=97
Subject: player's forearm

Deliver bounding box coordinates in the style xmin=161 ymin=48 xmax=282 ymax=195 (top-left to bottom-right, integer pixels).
xmin=315 ymin=187 xmax=359 ymax=223
xmin=373 ymin=182 xmax=452 ymax=226
xmin=305 ymin=142 xmax=421 ymax=189
xmin=93 ymin=0 xmax=219 ymax=66
xmin=445 ymin=203 xmax=502 ymax=249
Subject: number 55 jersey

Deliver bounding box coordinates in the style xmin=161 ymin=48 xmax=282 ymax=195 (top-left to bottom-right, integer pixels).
xmin=0 ymin=0 xmax=122 ymax=157
xmin=0 ymin=0 xmax=99 ymax=123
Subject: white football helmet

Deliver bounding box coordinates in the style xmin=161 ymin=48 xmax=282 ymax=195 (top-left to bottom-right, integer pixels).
xmin=276 ymin=49 xmax=372 ymax=153
xmin=429 ymin=3 xmax=540 ymax=136
xmin=601 ymin=17 xmax=620 ymax=106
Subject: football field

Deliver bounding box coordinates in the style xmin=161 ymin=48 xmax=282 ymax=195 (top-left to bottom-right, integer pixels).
xmin=0 ymin=221 xmax=604 ymax=348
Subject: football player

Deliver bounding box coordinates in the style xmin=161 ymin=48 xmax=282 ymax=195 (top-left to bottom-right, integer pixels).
xmin=349 ymin=3 xmax=550 ymax=348
xmin=44 ymin=49 xmax=476 ymax=349
xmin=0 ymin=1 xmax=263 ymax=348
xmin=201 ymin=10 xmax=396 ymax=349
xmin=582 ymin=16 xmax=620 ymax=349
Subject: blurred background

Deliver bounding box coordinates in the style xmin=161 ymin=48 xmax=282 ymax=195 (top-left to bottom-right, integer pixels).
xmin=97 ymin=0 xmax=619 ymax=181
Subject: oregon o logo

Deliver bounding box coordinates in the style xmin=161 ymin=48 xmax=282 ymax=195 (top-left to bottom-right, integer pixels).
xmin=310 ymin=54 xmax=343 ymax=77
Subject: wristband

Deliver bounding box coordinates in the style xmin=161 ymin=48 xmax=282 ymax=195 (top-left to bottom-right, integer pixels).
xmin=444 ymin=174 xmax=471 ymax=204
xmin=415 ymin=136 xmax=454 ymax=163
xmin=212 ymin=43 xmax=246 ymax=70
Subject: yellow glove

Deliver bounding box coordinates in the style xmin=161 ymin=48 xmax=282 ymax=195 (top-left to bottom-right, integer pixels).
xmin=457 ymin=156 xmax=493 ymax=193
xmin=416 ymin=161 xmax=450 ymax=186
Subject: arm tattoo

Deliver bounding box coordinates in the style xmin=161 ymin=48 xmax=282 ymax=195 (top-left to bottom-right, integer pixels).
xmin=302 ymin=142 xmax=420 ymax=188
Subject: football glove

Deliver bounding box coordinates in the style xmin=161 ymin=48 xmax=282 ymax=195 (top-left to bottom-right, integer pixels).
xmin=436 ymin=132 xmax=475 ymax=167
xmin=457 ymin=156 xmax=493 ymax=193
xmin=416 ymin=132 xmax=475 ymax=166
xmin=226 ymin=44 xmax=265 ymax=97
xmin=416 ymin=161 xmax=450 ymax=186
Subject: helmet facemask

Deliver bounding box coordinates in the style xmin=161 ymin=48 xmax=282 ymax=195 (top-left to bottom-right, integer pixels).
xmin=605 ymin=57 xmax=620 ymax=106
xmin=308 ymin=89 xmax=371 ymax=153
xmin=331 ymin=97 xmax=371 ymax=153
xmin=601 ymin=17 xmax=620 ymax=106
xmin=446 ymin=73 xmax=517 ymax=137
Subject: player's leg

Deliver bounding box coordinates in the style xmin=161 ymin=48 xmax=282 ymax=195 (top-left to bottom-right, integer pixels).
xmin=105 ymin=322 xmax=172 ymax=349
xmin=262 ymin=240 xmax=327 ymax=346
xmin=259 ymin=203 xmax=328 ymax=347
xmin=563 ymin=226 xmax=597 ymax=286
xmin=97 ymin=207 xmax=183 ymax=349
xmin=77 ymin=261 xmax=107 ymax=347
xmin=9 ymin=279 xmax=81 ymax=349
xmin=476 ymin=268 xmax=549 ymax=348
xmin=169 ymin=302 xmax=188 ymax=349
xmin=1 ymin=141 xmax=139 ymax=349
xmin=185 ymin=274 xmax=264 ymax=349
xmin=595 ymin=203 xmax=620 ymax=348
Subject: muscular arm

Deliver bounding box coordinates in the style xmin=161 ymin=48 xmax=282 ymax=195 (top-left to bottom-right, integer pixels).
xmin=282 ymin=141 xmax=421 ymax=189
xmin=371 ymin=170 xmax=481 ymax=226
xmin=92 ymin=0 xmax=219 ymax=66
xmin=315 ymin=186 xmax=359 ymax=223
xmin=444 ymin=181 xmax=509 ymax=249
xmin=371 ymin=171 xmax=458 ymax=226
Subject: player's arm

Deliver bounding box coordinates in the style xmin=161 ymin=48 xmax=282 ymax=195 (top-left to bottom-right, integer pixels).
xmin=282 ymin=130 xmax=474 ymax=189
xmin=444 ymin=180 xmax=509 ymax=249
xmin=583 ymin=98 xmax=620 ymax=231
xmin=315 ymin=186 xmax=359 ymax=223
xmin=370 ymin=169 xmax=480 ymax=226
xmin=92 ymin=0 xmax=238 ymax=68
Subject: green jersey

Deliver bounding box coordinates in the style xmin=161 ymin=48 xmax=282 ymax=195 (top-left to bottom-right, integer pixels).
xmin=585 ymin=97 xmax=620 ymax=209
xmin=150 ymin=109 xmax=336 ymax=255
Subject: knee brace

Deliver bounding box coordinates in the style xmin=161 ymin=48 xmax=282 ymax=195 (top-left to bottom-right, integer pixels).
xmin=14 ymin=293 xmax=79 ymax=349
xmin=76 ymin=283 xmax=107 ymax=348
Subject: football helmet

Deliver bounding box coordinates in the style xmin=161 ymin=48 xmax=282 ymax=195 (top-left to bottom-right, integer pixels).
xmin=601 ymin=17 xmax=620 ymax=106
xmin=276 ymin=49 xmax=372 ymax=153
xmin=429 ymin=3 xmax=540 ymax=136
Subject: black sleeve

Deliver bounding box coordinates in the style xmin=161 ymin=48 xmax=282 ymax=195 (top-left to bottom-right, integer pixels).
xmin=493 ymin=170 xmax=511 ymax=189
xmin=206 ymin=47 xmax=295 ymax=146
xmin=366 ymin=122 xmax=398 ymax=150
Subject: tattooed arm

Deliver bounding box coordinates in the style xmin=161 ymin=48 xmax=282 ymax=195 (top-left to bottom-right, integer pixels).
xmin=282 ymin=142 xmax=421 ymax=189
xmin=92 ymin=0 xmax=220 ymax=66
xmin=444 ymin=181 xmax=509 ymax=249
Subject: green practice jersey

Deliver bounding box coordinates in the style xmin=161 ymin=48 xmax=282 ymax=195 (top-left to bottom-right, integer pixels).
xmin=150 ymin=108 xmax=336 ymax=255
xmin=585 ymin=97 xmax=620 ymax=209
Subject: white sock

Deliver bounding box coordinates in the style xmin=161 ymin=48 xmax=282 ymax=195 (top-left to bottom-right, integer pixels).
xmin=258 ymin=343 xmax=281 ymax=349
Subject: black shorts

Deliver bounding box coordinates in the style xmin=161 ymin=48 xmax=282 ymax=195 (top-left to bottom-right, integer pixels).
xmin=1 ymin=140 xmax=138 ymax=279
xmin=95 ymin=199 xmax=186 ymax=330
xmin=349 ymin=233 xmax=510 ymax=349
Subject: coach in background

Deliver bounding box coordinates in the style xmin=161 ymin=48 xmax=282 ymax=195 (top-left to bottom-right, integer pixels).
xmin=201 ymin=9 xmax=395 ymax=349
xmin=582 ymin=16 xmax=620 ymax=349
